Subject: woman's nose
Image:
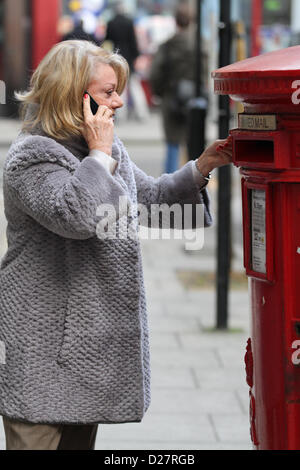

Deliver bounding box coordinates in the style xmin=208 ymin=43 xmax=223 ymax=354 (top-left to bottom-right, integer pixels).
xmin=113 ymin=94 xmax=124 ymax=109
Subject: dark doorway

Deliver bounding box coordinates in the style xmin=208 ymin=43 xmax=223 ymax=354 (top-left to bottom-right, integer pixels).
xmin=1 ymin=0 xmax=31 ymax=117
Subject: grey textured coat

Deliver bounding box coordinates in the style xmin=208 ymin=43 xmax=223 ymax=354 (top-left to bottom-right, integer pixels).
xmin=0 ymin=123 xmax=212 ymax=425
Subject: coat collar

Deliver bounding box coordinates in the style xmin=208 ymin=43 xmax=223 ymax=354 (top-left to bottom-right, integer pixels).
xmin=23 ymin=102 xmax=122 ymax=164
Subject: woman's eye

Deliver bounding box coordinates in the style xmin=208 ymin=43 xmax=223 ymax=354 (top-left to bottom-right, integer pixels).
xmin=106 ymin=90 xmax=113 ymax=96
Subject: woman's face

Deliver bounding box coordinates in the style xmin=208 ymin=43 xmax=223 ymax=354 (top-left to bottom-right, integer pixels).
xmin=87 ymin=63 xmax=124 ymax=116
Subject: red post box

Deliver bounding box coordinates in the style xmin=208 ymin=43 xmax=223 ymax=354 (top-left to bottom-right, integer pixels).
xmin=212 ymin=45 xmax=300 ymax=450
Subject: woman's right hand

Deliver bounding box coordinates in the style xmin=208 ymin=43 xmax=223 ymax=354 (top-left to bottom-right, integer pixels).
xmin=81 ymin=93 xmax=114 ymax=156
xmin=196 ymin=136 xmax=233 ymax=176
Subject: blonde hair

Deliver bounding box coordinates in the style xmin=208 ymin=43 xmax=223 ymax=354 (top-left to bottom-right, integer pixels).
xmin=15 ymin=40 xmax=129 ymax=140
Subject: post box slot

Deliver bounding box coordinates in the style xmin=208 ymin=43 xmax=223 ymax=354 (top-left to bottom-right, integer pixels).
xmin=235 ymin=140 xmax=274 ymax=164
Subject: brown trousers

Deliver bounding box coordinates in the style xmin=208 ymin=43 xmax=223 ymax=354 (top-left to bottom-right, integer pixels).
xmin=2 ymin=416 xmax=98 ymax=450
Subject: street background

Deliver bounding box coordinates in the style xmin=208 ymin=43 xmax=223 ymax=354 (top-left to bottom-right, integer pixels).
xmin=0 ymin=0 xmax=298 ymax=451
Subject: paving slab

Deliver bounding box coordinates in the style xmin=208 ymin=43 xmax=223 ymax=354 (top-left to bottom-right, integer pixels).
xmin=211 ymin=414 xmax=251 ymax=444
xmin=150 ymin=365 xmax=197 ymax=389
xmin=149 ymin=389 xmax=243 ymax=415
xmin=97 ymin=413 xmax=217 ymax=444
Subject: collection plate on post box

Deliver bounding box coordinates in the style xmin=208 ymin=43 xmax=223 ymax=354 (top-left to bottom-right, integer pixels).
xmin=242 ymin=181 xmax=274 ymax=282
xmin=251 ymin=189 xmax=267 ymax=275
xmin=239 ymin=114 xmax=277 ymax=131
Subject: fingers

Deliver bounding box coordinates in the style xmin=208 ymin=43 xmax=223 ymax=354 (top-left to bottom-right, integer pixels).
xmin=83 ymin=94 xmax=112 ymax=118
xmin=96 ymin=105 xmax=113 ymax=118
xmin=216 ymin=135 xmax=233 ymax=153
xmin=216 ymin=136 xmax=233 ymax=162
xmin=215 ymin=150 xmax=233 ymax=166
xmin=83 ymin=93 xmax=93 ymax=120
xmin=217 ymin=148 xmax=233 ymax=160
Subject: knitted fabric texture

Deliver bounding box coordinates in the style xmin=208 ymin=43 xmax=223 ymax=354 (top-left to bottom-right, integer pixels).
xmin=0 ymin=128 xmax=212 ymax=425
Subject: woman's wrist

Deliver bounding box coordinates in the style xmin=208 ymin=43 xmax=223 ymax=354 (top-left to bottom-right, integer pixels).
xmin=195 ymin=157 xmax=213 ymax=177
xmin=89 ymin=145 xmax=112 ymax=156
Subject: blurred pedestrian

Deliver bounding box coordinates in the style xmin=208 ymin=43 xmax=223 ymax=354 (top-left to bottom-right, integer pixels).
xmin=150 ymin=6 xmax=205 ymax=173
xmin=105 ymin=1 xmax=149 ymax=121
xmin=62 ymin=18 xmax=100 ymax=45
xmin=0 ymin=40 xmax=232 ymax=450
xmin=105 ymin=1 xmax=139 ymax=73
xmin=57 ymin=15 xmax=75 ymax=40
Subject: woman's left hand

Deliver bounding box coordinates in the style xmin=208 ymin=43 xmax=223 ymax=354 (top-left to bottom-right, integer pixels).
xmin=196 ymin=136 xmax=233 ymax=176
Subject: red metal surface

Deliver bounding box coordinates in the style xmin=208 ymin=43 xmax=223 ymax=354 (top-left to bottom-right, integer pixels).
xmin=251 ymin=0 xmax=263 ymax=57
xmin=245 ymin=177 xmax=300 ymax=450
xmin=212 ymin=46 xmax=300 ymax=108
xmin=213 ymin=46 xmax=300 ymax=449
xmin=245 ymin=339 xmax=254 ymax=388
xmin=31 ymin=0 xmax=60 ymax=69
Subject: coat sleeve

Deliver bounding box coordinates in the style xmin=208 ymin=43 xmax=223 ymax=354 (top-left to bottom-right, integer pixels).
xmin=5 ymin=136 xmax=128 ymax=240
xmin=131 ymin=159 xmax=213 ymax=229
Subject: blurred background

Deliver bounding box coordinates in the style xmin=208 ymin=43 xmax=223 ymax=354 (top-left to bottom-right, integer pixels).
xmin=0 ymin=0 xmax=299 ymax=117
xmin=0 ymin=0 xmax=298 ymax=450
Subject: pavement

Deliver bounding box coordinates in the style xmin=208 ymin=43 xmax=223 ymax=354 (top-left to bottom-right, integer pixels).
xmin=0 ymin=111 xmax=252 ymax=450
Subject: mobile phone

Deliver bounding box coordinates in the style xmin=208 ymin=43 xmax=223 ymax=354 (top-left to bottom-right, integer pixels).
xmin=84 ymin=91 xmax=99 ymax=115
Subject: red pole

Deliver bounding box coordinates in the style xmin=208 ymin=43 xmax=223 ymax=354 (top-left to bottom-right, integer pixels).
xmin=31 ymin=0 xmax=61 ymax=69
xmin=251 ymin=0 xmax=263 ymax=57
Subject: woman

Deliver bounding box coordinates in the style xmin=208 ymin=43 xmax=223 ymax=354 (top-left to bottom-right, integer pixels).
xmin=0 ymin=40 xmax=232 ymax=450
